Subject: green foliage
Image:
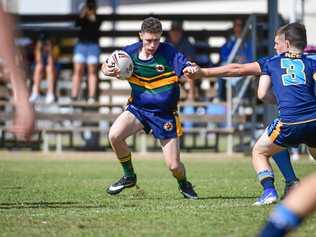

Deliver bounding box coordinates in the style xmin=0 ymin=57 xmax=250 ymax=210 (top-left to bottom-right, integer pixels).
xmin=0 ymin=154 xmax=315 ymax=237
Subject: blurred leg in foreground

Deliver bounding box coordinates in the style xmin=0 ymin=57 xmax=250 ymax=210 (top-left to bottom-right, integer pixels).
xmin=0 ymin=5 xmax=35 ymax=140
xmin=259 ymin=171 xmax=316 ymax=237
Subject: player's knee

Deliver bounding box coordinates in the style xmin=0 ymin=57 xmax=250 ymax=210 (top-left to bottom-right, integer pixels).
xmin=252 ymin=145 xmax=261 ymax=159
xmin=168 ymin=162 xmax=180 ymax=172
xmin=108 ymin=128 xmax=120 ymax=144
xmin=252 ymin=145 xmax=270 ymax=161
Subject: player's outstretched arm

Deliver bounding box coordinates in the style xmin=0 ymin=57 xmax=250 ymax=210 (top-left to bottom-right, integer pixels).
xmin=184 ymin=62 xmax=262 ymax=80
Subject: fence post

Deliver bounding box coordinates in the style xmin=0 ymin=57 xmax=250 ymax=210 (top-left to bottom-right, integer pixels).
xmin=42 ymin=131 xmax=49 ymax=153
xmin=139 ymin=133 xmax=147 ymax=154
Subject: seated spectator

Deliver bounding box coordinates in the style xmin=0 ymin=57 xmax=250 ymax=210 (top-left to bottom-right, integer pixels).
xmin=166 ymin=20 xmax=196 ymax=101
xmin=29 ymin=34 xmax=58 ymax=104
xmin=216 ymin=18 xmax=253 ymax=102
xmin=15 ymin=36 xmax=34 ymax=83
xmin=71 ymin=0 xmax=101 ymax=103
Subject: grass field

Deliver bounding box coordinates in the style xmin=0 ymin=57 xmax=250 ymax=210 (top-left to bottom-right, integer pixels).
xmin=0 ymin=151 xmax=315 ymax=237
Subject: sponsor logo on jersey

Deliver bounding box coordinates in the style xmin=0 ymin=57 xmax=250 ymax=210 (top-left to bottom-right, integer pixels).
xmin=156 ymin=64 xmax=165 ymax=73
xmin=163 ymin=121 xmax=173 ymax=131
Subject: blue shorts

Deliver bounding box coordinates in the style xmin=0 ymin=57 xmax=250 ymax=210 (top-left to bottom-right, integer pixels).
xmin=73 ymin=42 xmax=100 ymax=64
xmin=267 ymin=118 xmax=316 ymax=148
xmin=127 ymin=104 xmax=183 ymax=140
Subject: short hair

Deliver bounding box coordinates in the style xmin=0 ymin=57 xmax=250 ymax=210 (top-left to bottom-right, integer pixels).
xmin=276 ymin=22 xmax=307 ymax=50
xmin=170 ymin=20 xmax=183 ymax=31
xmin=276 ymin=24 xmax=287 ymax=36
xmin=141 ymin=17 xmax=162 ymax=34
xmin=233 ymin=18 xmax=244 ymax=28
xmin=86 ymin=0 xmax=97 ymax=9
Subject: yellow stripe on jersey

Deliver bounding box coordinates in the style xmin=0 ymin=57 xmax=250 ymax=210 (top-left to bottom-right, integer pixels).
xmin=128 ymin=75 xmax=179 ymax=89
xmin=269 ymin=121 xmax=283 ymax=142
xmin=175 ymin=113 xmax=183 ymax=137
xmin=133 ymin=71 xmax=175 ymax=81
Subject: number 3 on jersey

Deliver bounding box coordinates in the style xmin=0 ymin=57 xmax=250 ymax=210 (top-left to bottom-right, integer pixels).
xmin=281 ymin=58 xmax=306 ymax=86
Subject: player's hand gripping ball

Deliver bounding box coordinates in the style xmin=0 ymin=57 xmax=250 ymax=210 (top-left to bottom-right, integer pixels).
xmin=107 ymin=50 xmax=134 ymax=80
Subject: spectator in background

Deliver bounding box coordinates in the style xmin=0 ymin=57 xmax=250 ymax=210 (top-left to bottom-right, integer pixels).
xmin=29 ymin=34 xmax=59 ymax=104
xmin=194 ymin=30 xmax=212 ymax=68
xmin=194 ymin=30 xmax=213 ymax=101
xmin=216 ymin=18 xmax=253 ymax=102
xmin=72 ymin=0 xmax=101 ymax=103
xmin=166 ymin=20 xmax=196 ymax=101
xmin=304 ymin=44 xmax=316 ymax=54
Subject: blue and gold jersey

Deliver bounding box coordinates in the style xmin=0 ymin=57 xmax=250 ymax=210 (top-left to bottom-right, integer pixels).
xmin=122 ymin=42 xmax=189 ymax=113
xmin=262 ymin=53 xmax=316 ymax=123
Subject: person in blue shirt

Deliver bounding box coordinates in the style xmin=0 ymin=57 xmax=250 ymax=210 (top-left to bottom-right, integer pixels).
xmin=166 ymin=20 xmax=197 ymax=101
xmin=184 ymin=24 xmax=301 ymax=203
xmin=216 ymin=18 xmax=253 ymax=101
xmin=252 ymin=22 xmax=316 ymax=206
xmin=258 ymin=22 xmax=316 ymax=237
xmin=101 ymin=17 xmax=198 ymax=199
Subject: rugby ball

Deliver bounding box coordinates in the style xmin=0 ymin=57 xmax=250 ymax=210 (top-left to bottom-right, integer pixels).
xmin=110 ymin=50 xmax=134 ymax=80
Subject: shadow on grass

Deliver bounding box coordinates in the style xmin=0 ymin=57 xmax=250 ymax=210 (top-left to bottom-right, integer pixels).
xmin=125 ymin=194 xmax=257 ymax=201
xmin=1 ymin=186 xmax=23 ymax=190
xmin=198 ymin=195 xmax=257 ymax=200
xmin=0 ymin=201 xmax=108 ymax=209
xmin=0 ymin=196 xmax=258 ymax=209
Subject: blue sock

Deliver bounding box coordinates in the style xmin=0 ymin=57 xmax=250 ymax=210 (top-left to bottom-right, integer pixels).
xmin=259 ymin=204 xmax=302 ymax=237
xmin=258 ymin=170 xmax=275 ymax=190
xmin=272 ymin=150 xmax=298 ymax=183
xmin=259 ymin=221 xmax=287 ymax=237
xmin=261 ymin=178 xmax=274 ymax=190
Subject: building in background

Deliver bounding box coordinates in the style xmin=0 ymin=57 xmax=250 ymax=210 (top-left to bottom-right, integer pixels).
xmin=2 ymin=0 xmax=315 ymax=45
